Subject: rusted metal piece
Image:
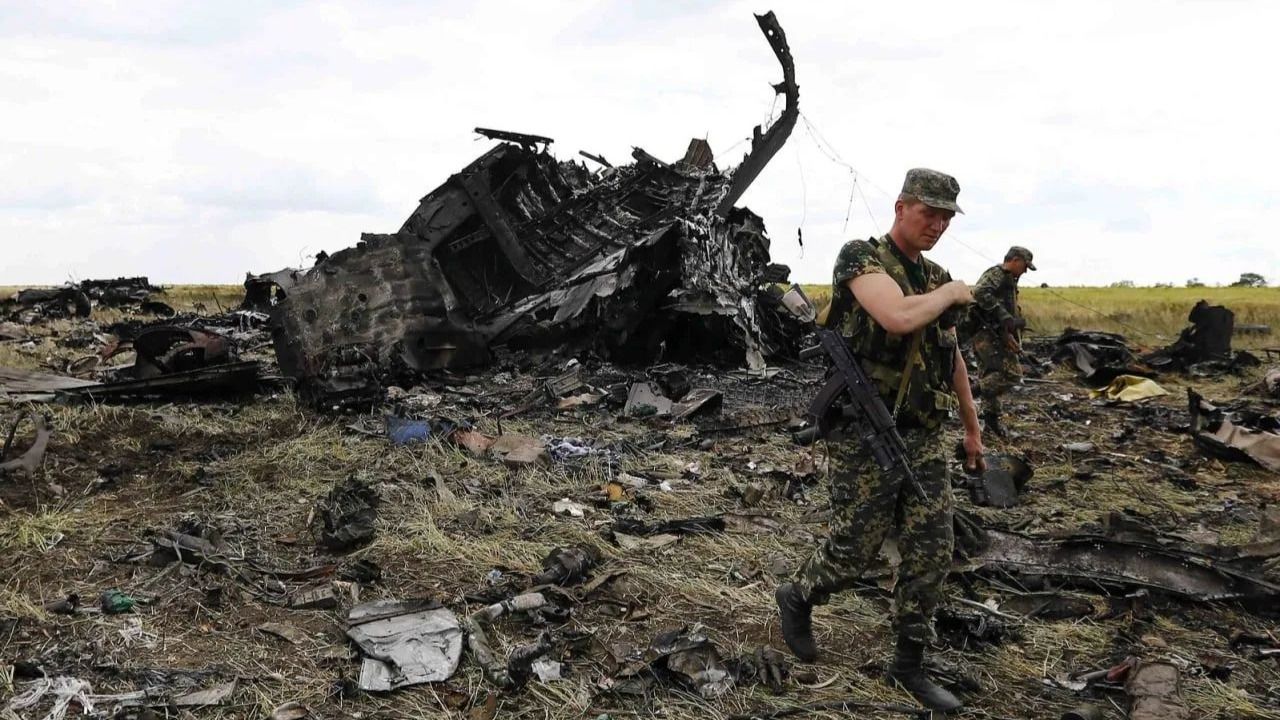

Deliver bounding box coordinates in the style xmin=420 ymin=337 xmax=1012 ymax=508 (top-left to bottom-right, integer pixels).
xmin=132 ymin=326 xmax=233 ymax=378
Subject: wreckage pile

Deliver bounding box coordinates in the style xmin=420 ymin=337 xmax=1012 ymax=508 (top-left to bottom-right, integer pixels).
xmin=260 ymin=14 xmax=802 ymax=409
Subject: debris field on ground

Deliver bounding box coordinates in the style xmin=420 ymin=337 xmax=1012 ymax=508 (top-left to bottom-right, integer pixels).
xmin=4 ymin=11 xmax=1280 ymax=720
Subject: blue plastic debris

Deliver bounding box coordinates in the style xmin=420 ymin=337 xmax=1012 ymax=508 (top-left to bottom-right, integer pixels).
xmin=386 ymin=415 xmax=432 ymax=446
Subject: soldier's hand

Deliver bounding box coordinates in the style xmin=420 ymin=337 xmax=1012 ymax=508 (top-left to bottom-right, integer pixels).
xmin=963 ymin=428 xmax=986 ymax=473
xmin=945 ymin=280 xmax=974 ymax=306
xmin=1004 ymin=334 xmax=1021 ymax=354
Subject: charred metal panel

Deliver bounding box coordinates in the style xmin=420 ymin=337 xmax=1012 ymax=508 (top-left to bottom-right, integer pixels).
xmin=270 ymin=13 xmax=805 ymax=402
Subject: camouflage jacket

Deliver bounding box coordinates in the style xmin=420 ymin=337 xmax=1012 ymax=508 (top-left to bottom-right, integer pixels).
xmin=970 ymin=265 xmax=1020 ymax=331
xmin=827 ymin=235 xmax=958 ymax=429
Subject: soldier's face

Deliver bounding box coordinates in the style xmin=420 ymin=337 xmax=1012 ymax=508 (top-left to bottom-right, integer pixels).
xmin=895 ymin=200 xmax=954 ymax=252
xmin=1009 ymin=259 xmax=1029 ymax=277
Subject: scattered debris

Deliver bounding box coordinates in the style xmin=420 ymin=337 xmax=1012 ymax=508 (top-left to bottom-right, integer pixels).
xmin=1052 ymin=329 xmax=1151 ymax=385
xmin=1126 ymin=660 xmax=1190 ymax=720
xmin=489 ymin=434 xmax=549 ymax=467
xmin=463 ymin=592 xmax=550 ymax=688
xmin=290 ymin=585 xmax=339 ymax=610
xmin=346 ymin=599 xmax=463 ymax=691
xmin=629 ymin=627 xmax=735 ymax=699
xmin=672 ymin=388 xmax=724 ymax=419
xmin=552 ymin=499 xmax=588 ymax=518
xmin=1189 ymin=390 xmax=1280 ymax=473
xmin=257 ymin=622 xmax=310 ymax=644
xmin=0 ymin=412 xmax=51 ymax=475
xmin=625 ymin=382 xmax=673 ymax=418
xmin=0 ymin=368 xmax=99 ymax=403
xmin=98 ymin=589 xmax=135 ymax=614
xmin=975 ymin=528 xmax=1280 ymax=604
xmin=385 ymin=415 xmax=458 ymax=445
xmin=965 ymin=452 xmax=1033 ymax=507
xmin=316 ymin=476 xmax=380 ymax=551
xmin=531 ymin=546 xmax=598 ymax=586
xmin=1143 ymin=300 xmax=1258 ymax=376
xmin=1090 ymin=375 xmax=1169 ymax=403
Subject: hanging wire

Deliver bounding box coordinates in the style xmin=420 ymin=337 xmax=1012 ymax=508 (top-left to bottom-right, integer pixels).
xmin=796 ymin=112 xmax=861 ymax=236
xmin=854 ymin=177 xmax=881 ymax=236
xmin=793 ymin=143 xmax=807 ymax=258
xmin=796 ymin=110 xmax=1156 ymax=339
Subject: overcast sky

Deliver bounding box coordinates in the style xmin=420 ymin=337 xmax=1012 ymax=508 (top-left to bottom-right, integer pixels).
xmin=3 ymin=1 xmax=1277 ymax=287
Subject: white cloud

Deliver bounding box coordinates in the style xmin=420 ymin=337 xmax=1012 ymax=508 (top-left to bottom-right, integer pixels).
xmin=2 ymin=0 xmax=1277 ymax=287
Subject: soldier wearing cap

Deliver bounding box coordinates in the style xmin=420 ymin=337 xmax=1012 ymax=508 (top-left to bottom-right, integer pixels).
xmin=967 ymin=246 xmax=1035 ymax=436
xmin=775 ymin=168 xmax=985 ymax=713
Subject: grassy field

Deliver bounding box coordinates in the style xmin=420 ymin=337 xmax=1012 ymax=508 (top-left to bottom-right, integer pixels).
xmin=800 ymin=284 xmax=1280 ymax=348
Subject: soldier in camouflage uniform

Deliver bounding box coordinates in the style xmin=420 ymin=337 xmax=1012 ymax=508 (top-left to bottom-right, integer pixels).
xmin=775 ymin=169 xmax=986 ymax=713
xmin=968 ymin=246 xmax=1035 ymax=437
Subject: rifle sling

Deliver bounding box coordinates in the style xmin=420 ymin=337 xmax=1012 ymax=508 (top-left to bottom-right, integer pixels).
xmin=892 ymin=329 xmax=924 ymax=419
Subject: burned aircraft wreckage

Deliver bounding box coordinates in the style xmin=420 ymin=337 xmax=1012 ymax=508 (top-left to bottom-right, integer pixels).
xmin=270 ymin=13 xmax=803 ymax=406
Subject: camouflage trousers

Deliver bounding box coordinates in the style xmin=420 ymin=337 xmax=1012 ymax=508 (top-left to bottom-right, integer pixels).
xmin=972 ymin=329 xmax=1022 ymax=419
xmin=795 ymin=428 xmax=954 ymax=644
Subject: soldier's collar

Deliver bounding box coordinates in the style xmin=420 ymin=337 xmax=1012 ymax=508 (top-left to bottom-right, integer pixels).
xmin=883 ymin=234 xmax=922 ymax=268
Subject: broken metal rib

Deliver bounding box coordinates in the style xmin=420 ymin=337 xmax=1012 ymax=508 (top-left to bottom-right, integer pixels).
xmin=714 ymin=11 xmax=800 ymax=218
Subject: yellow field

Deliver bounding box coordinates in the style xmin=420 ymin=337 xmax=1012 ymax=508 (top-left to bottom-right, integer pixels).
xmin=800 ymin=284 xmax=1280 ymax=349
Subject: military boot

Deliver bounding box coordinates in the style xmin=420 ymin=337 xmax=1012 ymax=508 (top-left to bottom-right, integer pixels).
xmin=886 ymin=635 xmax=962 ymax=713
xmin=775 ymin=582 xmax=818 ymax=662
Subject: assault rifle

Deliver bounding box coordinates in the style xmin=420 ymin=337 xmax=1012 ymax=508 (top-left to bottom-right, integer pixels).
xmin=781 ymin=285 xmax=928 ymax=501
xmin=800 ymin=328 xmax=929 ymax=501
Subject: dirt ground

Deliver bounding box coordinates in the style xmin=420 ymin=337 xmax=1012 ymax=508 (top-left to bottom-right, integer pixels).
xmin=3 ymin=302 xmax=1280 ymax=719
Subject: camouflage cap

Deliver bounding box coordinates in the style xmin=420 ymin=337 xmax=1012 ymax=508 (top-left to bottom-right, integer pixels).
xmin=901 ymin=168 xmax=963 ymax=214
xmin=1005 ymin=245 xmax=1036 ymax=270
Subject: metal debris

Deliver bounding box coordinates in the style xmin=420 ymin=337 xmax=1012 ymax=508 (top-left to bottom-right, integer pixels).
xmin=1189 ymin=389 xmax=1280 ymax=473
xmin=315 ymin=476 xmax=380 ymax=551
xmin=463 ymin=592 xmax=550 ymax=688
xmin=346 ymin=599 xmax=463 ymax=691
xmin=0 ymin=413 xmax=51 ymax=476
xmin=1051 ymin=329 xmax=1151 ymax=385
xmin=1 ymin=277 xmax=167 ymax=322
xmin=0 ymin=367 xmax=99 ymax=403
xmin=974 ymin=528 xmax=1280 ymax=604
xmin=624 ymin=382 xmax=673 ymax=418
xmin=269 ymin=13 xmax=804 ymax=407
xmin=1142 ymin=300 xmax=1240 ymax=373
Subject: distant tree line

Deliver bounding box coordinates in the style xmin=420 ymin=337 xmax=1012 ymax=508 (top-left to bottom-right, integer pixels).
xmin=1100 ymin=274 xmax=1268 ymax=288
